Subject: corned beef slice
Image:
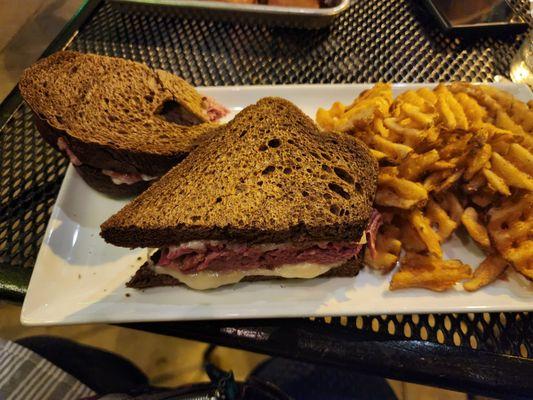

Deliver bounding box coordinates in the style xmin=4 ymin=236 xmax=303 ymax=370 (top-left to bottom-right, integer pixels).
xmin=157 ymin=210 xmax=382 ymax=274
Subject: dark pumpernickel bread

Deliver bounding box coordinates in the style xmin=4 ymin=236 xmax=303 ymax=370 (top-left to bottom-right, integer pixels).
xmin=19 ymin=51 xmax=217 ymax=179
xmin=101 ymin=97 xmax=378 ymax=247
xmin=127 ymin=252 xmax=363 ymax=289
xmin=74 ymin=164 xmax=152 ymax=198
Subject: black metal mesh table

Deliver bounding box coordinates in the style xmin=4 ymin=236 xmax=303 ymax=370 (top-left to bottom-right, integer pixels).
xmin=1 ymin=0 xmax=532 ymax=396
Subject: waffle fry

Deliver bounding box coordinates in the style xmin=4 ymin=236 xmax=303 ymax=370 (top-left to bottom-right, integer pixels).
xmin=364 ymin=225 xmax=402 ymax=273
xmin=491 ymin=153 xmax=533 ymax=191
xmin=463 ymin=254 xmax=508 ymax=292
xmin=455 ymin=92 xmax=487 ymax=123
xmin=399 ymin=219 xmax=427 ymax=253
xmin=377 ymin=173 xmax=428 ymax=209
xmin=488 ymin=194 xmax=533 ymax=280
xmin=390 ymin=253 xmax=471 ymax=292
xmin=507 ymin=143 xmax=533 ymax=176
xmin=464 ymin=144 xmax=491 ymax=180
xmin=483 ymin=168 xmax=511 ymax=196
xmin=409 ymin=210 xmax=442 ymax=257
xmin=316 ymin=82 xmax=533 ymax=290
xmin=426 ymin=198 xmax=457 ymax=241
xmin=423 ymin=169 xmax=463 ymax=193
xmin=399 ymin=150 xmax=440 ymax=180
xmin=371 ymin=135 xmax=413 ymax=162
xmin=461 ymin=207 xmax=490 ymax=249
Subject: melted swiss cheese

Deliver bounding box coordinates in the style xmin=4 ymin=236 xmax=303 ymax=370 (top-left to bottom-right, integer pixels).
xmin=153 ymin=261 xmax=342 ymax=290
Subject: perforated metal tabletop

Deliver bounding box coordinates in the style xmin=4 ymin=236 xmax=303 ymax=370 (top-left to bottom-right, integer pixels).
xmin=1 ymin=0 xmax=532 ymax=396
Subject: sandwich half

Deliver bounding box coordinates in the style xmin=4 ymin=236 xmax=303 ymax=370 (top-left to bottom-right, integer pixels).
xmin=100 ymin=97 xmax=379 ymax=290
xmin=19 ymin=51 xmax=228 ymax=197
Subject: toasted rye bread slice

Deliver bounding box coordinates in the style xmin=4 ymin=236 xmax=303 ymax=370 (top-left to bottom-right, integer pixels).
xmin=35 ymin=113 xmax=165 ymax=197
xmin=74 ymin=164 xmax=152 ymax=198
xmin=127 ymin=252 xmax=363 ymax=289
xmin=101 ymin=97 xmax=378 ymax=247
xmin=19 ymin=51 xmax=217 ymax=177
xmin=33 ymin=111 xmax=181 ymax=197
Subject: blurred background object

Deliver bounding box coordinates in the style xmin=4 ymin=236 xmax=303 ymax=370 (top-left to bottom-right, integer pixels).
xmin=0 ymin=0 xmax=84 ymax=101
xmin=422 ymin=0 xmax=528 ymax=33
xmin=510 ymin=31 xmax=533 ymax=86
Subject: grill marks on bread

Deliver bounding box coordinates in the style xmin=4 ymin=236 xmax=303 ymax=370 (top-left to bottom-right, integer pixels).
xmin=101 ymin=97 xmax=378 ymax=247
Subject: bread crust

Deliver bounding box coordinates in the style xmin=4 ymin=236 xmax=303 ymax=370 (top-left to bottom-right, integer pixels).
xmin=32 ymin=110 xmax=187 ymax=177
xmin=33 ymin=111 xmax=162 ymax=197
xmin=74 ymin=164 xmax=152 ymax=198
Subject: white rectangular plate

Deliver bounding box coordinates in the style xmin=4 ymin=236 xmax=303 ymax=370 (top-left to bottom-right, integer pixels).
xmin=22 ymin=83 xmax=533 ymax=326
